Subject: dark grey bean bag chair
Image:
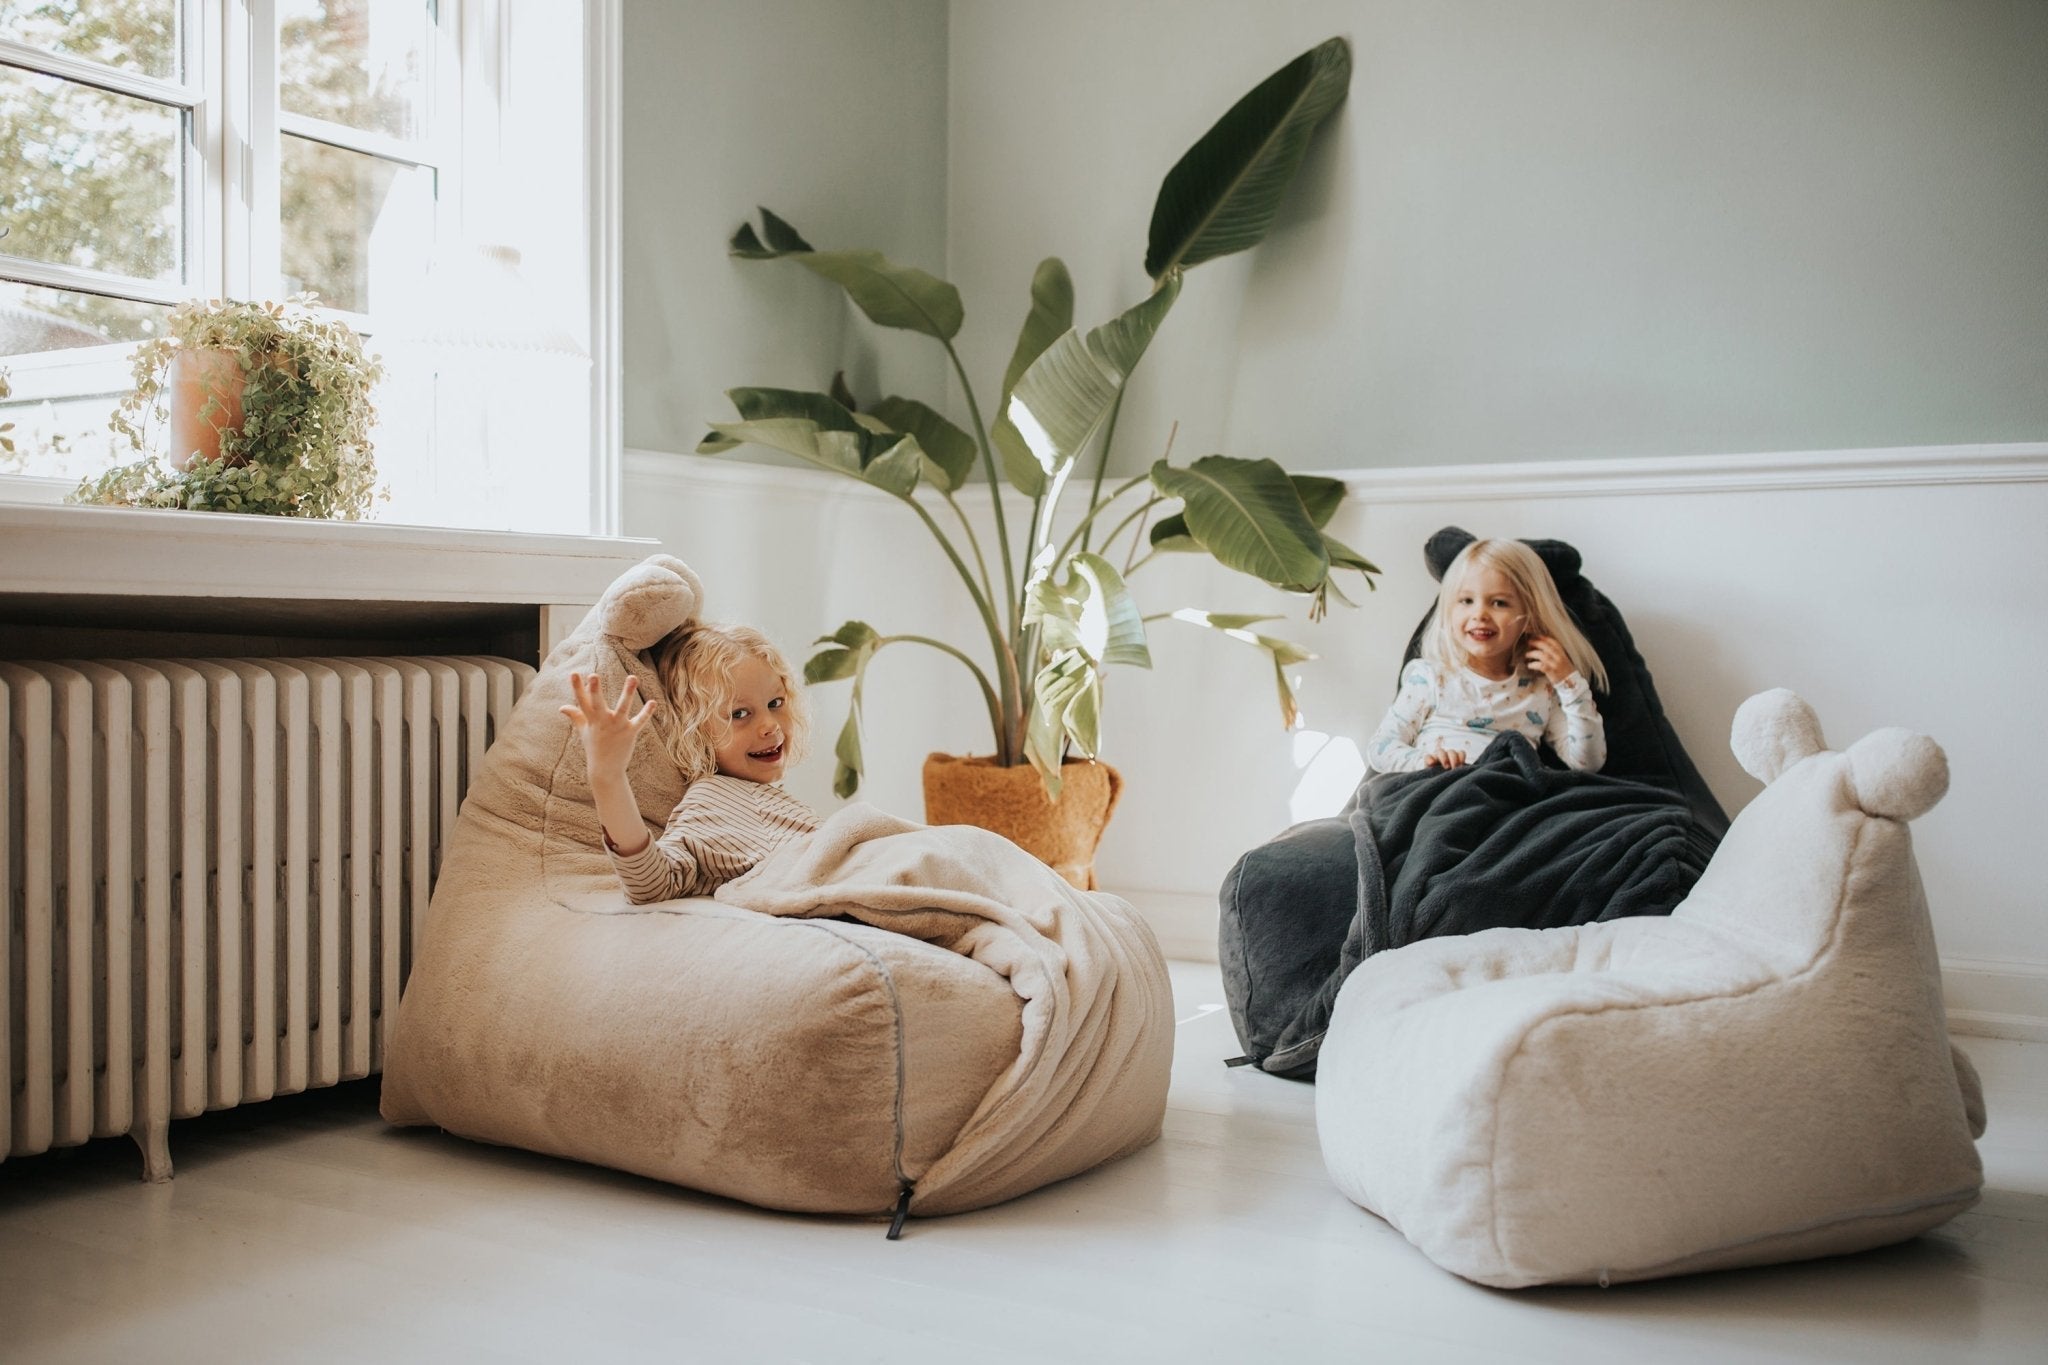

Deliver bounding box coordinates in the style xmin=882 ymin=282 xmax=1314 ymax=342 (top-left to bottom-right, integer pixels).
xmin=1218 ymin=527 xmax=1729 ymax=1077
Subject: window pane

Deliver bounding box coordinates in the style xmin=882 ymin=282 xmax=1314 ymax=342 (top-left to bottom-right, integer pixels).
xmin=0 ymin=0 xmax=181 ymax=79
xmin=0 ymin=65 xmax=184 ymax=282
xmin=0 ymin=283 xmax=168 ymax=482
xmin=281 ymin=135 xmax=433 ymax=314
xmin=0 ymin=280 xmax=168 ymax=350
xmin=278 ymin=0 xmax=432 ymax=140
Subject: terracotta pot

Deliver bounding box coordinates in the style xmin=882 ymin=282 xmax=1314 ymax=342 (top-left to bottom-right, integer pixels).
xmin=922 ymin=753 xmax=1123 ymax=891
xmin=166 ymin=346 xmax=246 ymax=471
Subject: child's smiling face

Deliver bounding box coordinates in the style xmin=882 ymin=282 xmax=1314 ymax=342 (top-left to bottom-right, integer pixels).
xmin=712 ymin=654 xmax=792 ymax=783
xmin=1450 ymin=564 xmax=1528 ymax=678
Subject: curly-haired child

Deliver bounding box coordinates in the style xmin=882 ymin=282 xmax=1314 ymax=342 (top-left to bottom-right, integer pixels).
xmin=562 ymin=623 xmax=817 ymax=902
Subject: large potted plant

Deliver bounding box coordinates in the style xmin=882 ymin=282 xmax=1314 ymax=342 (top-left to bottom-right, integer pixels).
xmin=699 ymin=38 xmax=1374 ymax=887
xmin=71 ymin=293 xmax=382 ymax=518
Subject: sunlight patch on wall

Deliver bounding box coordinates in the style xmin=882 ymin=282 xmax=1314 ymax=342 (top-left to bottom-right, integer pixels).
xmin=1289 ymin=728 xmax=1364 ymax=824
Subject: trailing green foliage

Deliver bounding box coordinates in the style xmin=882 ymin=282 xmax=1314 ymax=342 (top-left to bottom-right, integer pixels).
xmin=69 ymin=294 xmax=383 ymax=519
xmin=697 ymin=39 xmax=1370 ymax=796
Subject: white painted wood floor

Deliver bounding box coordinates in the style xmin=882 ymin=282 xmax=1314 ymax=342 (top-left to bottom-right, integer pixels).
xmin=3 ymin=960 xmax=2044 ymax=1364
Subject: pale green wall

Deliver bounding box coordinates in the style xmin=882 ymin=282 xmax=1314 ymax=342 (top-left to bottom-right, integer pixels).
xmin=947 ymin=0 xmax=2048 ymax=472
xmin=622 ymin=0 xmax=951 ymax=458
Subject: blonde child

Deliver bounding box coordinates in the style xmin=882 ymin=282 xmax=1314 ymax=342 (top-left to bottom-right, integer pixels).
xmin=1367 ymin=538 xmax=1608 ymax=775
xmin=562 ymin=623 xmax=817 ymax=902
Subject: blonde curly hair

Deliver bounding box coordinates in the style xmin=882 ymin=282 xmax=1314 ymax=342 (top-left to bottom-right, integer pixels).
xmin=645 ymin=622 xmax=811 ymax=785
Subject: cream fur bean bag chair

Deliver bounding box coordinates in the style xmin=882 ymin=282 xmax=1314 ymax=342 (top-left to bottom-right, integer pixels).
xmin=1315 ymin=689 xmax=1987 ymax=1287
xmin=381 ymin=556 xmax=1173 ymax=1226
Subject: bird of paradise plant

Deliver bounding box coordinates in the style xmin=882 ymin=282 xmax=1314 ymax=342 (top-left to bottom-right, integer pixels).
xmin=698 ymin=37 xmax=1377 ymax=797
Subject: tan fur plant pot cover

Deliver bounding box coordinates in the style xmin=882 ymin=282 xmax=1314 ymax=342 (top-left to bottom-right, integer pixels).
xmin=923 ymin=753 xmax=1121 ymax=890
xmin=381 ymin=556 xmax=1173 ymax=1223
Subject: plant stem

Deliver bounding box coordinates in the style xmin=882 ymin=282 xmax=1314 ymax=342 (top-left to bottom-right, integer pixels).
xmin=941 ymin=340 xmax=1019 ymax=639
xmin=942 ymin=490 xmax=997 ymax=617
xmin=1081 ymin=388 xmax=1128 ymax=552
xmin=1088 ymin=494 xmax=1165 ymax=568
xmin=905 ymin=495 xmax=1021 ymax=763
xmin=1054 ymin=474 xmax=1152 ymax=567
xmin=882 ymin=634 xmax=1005 ymax=747
xmin=1122 ymin=497 xmax=1157 ymax=576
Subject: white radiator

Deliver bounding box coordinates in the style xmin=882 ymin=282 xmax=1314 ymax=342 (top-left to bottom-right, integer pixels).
xmin=0 ymin=654 xmax=534 ymax=1180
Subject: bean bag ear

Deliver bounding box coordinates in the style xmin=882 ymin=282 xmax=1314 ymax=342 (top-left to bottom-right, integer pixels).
xmin=1422 ymin=526 xmax=1582 ymax=590
xmin=594 ymin=554 xmax=705 ymax=650
xmin=1847 ymin=727 xmax=1949 ymax=822
xmin=1730 ymin=687 xmax=1827 ymax=785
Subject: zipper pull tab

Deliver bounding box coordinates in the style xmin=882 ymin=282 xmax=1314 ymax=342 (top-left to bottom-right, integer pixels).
xmin=886 ymin=1182 xmax=914 ymax=1241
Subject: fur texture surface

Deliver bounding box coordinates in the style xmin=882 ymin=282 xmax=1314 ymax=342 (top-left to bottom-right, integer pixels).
xmin=381 ymin=555 xmax=1171 ymax=1218
xmin=1314 ymin=689 xmax=1986 ymax=1287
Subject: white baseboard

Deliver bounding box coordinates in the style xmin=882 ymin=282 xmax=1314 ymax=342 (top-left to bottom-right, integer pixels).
xmin=1116 ymin=889 xmax=1221 ymax=964
xmin=1943 ymin=958 xmax=2048 ymax=1043
xmin=1116 ymin=887 xmax=2048 ymax=1043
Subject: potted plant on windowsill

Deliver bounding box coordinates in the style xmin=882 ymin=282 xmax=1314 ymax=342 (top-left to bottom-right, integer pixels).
xmin=70 ymin=293 xmax=383 ymax=519
xmin=698 ymin=38 xmax=1374 ymax=888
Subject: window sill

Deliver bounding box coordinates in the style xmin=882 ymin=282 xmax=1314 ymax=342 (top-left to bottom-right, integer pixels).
xmin=0 ymin=502 xmax=660 ymax=663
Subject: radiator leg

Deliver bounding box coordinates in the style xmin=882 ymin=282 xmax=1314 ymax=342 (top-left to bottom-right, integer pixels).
xmin=133 ymin=1122 xmax=174 ymax=1183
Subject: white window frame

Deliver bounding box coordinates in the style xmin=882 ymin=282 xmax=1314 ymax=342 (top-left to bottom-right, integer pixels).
xmin=1 ymin=0 xmax=620 ymax=531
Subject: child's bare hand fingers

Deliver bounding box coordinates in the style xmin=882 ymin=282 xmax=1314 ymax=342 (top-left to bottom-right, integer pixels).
xmin=629 ymin=697 xmax=658 ymax=726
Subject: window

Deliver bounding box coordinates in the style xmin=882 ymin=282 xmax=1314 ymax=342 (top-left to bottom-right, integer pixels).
xmin=0 ymin=0 xmax=608 ymax=532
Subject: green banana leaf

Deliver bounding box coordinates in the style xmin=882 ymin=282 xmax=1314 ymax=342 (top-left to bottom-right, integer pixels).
xmin=1144 ymin=37 xmax=1353 ymax=280
xmin=1024 ymin=647 xmax=1102 ymax=792
xmin=991 ymin=258 xmax=1076 ymax=497
xmin=1025 ymin=551 xmax=1153 ymax=670
xmin=1151 ymin=475 xmax=1381 ymax=585
xmin=1169 ymin=608 xmax=1316 ymax=729
xmin=730 ymin=209 xmax=963 ymax=341
xmin=1150 ymin=454 xmax=1329 ymax=592
xmin=805 ymin=621 xmax=882 ymax=798
xmin=869 ymin=396 xmax=976 ymax=492
xmin=1005 ymin=273 xmax=1183 ymax=488
xmin=805 ymin=620 xmax=881 ymax=684
xmin=701 ymin=415 xmax=923 ymax=497
xmin=1291 ymin=473 xmax=1347 ymax=528
xmin=1147 ymin=512 xmax=1200 ymax=553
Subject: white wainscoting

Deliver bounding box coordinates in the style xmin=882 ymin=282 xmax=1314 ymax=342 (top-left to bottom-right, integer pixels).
xmin=625 ymin=444 xmax=2048 ymax=1041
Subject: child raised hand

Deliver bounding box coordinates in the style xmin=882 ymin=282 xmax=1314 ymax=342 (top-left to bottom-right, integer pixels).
xmin=566 ymin=624 xmax=820 ymax=903
xmin=1368 ymin=539 xmax=1609 ymax=776
xmin=561 ymin=671 xmax=663 ymax=856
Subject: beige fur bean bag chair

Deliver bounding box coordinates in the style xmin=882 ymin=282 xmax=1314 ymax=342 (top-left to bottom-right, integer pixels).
xmin=382 ymin=556 xmax=1173 ymax=1225
xmin=1315 ymin=689 xmax=1987 ymax=1287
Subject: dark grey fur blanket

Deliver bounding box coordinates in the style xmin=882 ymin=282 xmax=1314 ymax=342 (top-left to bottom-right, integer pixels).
xmin=1217 ymin=527 xmax=1729 ymax=1078
xmin=1219 ymin=735 xmax=1721 ymax=1076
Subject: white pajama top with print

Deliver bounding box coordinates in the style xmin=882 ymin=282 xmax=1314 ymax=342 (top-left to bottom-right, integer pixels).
xmin=1366 ymin=659 xmax=1606 ymax=774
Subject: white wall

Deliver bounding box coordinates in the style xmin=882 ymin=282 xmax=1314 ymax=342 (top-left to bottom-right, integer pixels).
xmin=621 ymin=0 xmax=952 ymax=461
xmin=618 ymin=4 xmax=2048 ymax=1031
xmin=946 ymin=0 xmax=2048 ymax=473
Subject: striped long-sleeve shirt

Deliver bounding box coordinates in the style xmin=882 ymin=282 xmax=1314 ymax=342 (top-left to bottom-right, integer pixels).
xmin=604 ymin=775 xmax=820 ymax=903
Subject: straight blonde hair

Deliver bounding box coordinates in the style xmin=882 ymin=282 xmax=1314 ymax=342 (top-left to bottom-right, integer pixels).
xmin=1420 ymin=539 xmax=1609 ymax=692
xmin=645 ymin=622 xmax=811 ymax=785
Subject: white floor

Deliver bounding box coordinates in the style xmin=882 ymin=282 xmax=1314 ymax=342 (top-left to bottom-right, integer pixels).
xmin=2 ymin=960 xmax=2044 ymax=1364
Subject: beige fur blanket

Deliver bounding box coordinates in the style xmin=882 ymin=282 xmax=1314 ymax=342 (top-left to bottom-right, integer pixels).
xmin=717 ymin=802 xmax=1175 ymax=1216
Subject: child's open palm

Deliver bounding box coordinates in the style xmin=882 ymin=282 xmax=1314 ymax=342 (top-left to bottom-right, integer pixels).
xmin=561 ymin=671 xmax=658 ymax=779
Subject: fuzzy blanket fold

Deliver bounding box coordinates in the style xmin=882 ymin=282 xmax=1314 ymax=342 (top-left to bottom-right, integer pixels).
xmin=716 ymin=803 xmax=1175 ymax=1216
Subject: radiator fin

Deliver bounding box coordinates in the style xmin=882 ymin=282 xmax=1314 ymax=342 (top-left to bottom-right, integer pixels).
xmin=1 ymin=655 xmax=532 ymax=1178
